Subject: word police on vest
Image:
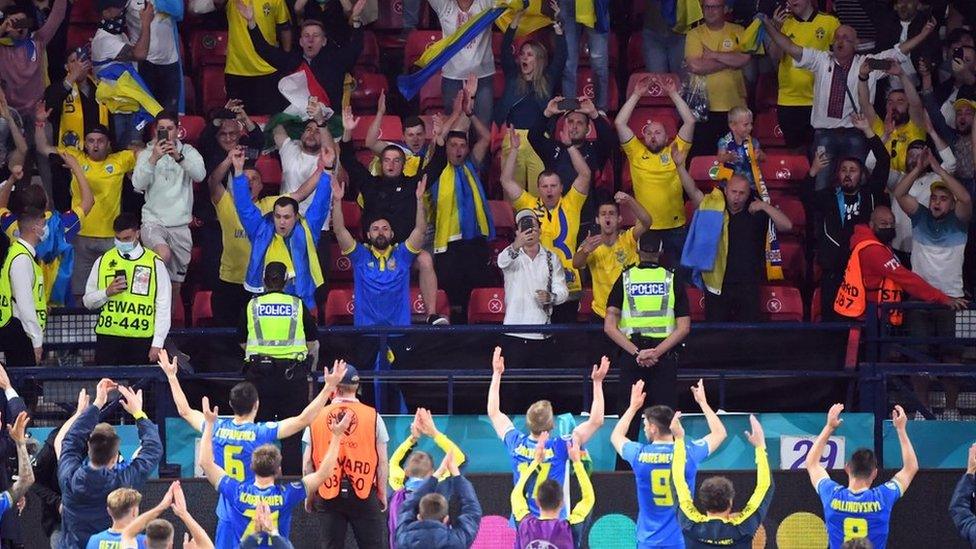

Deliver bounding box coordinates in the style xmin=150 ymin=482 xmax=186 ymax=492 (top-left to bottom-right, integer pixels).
xmin=257 ymin=303 xmax=298 ymax=317
xmin=629 ymin=282 xmax=669 ymax=296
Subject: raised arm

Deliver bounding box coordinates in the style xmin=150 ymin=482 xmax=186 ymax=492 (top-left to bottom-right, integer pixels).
xmin=470 ymin=113 xmax=491 ymax=165
xmin=857 ymin=63 xmax=880 ymax=125
xmin=158 ymin=350 xmax=206 ymax=431
xmin=890 ymin=405 xmax=918 ymax=492
xmin=365 ymin=90 xmax=392 ymax=153
xmin=32 ymin=103 xmax=56 ymax=156
xmin=611 ymin=381 xmax=645 ymax=456
xmin=931 ymin=160 xmax=973 ymax=222
xmin=55 ymin=388 xmax=90 ymax=458
xmin=199 ymin=398 xmax=226 ymax=488
xmin=690 ymin=379 xmax=727 ymax=454
xmin=567 ymin=441 xmax=595 ymax=525
xmin=6 ymin=412 xmax=34 ymax=503
xmin=572 ymin=357 xmax=609 ymax=446
xmin=170 ymin=483 xmax=214 ymax=549
xmin=404 ymin=177 xmax=428 ymax=251
xmin=0 ymin=94 xmax=26 ymax=165
xmin=277 ymin=360 xmax=346 ymax=438
xmin=120 ymin=482 xmax=176 ymax=548
xmin=207 ymin=149 xmax=234 ymax=204
xmin=500 ymin=127 xmax=527 ymax=203
xmin=805 ymin=403 xmax=843 ymax=488
xmin=758 ymin=13 xmax=802 ymax=61
xmin=487 ymin=347 xmax=515 ymax=439
xmin=614 ymin=76 xmax=649 ymax=143
xmin=330 ymin=178 xmax=357 ymax=252
xmin=898 ymin=17 xmax=937 ymax=55
xmin=673 ymin=145 xmax=703 ymax=207
xmin=0 ymin=167 xmax=23 ymax=211
xmin=663 ymin=77 xmax=696 ymax=144
xmin=892 ymin=157 xmax=925 ymax=217
xmin=729 ymin=415 xmax=773 ymax=531
xmin=669 ymin=412 xmax=709 ymax=524
xmin=302 ymin=414 xmax=352 ymax=495
xmin=61 ymin=153 xmax=95 ymax=216
xmin=566 ymin=136 xmax=592 ymax=196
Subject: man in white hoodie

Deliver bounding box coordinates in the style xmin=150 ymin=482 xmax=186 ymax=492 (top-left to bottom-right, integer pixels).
xmin=132 ymin=111 xmax=206 ymax=299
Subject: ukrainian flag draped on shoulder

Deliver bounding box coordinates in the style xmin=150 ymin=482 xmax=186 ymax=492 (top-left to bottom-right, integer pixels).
xmin=680 ymin=188 xmax=728 ymax=294
xmin=661 ymin=0 xmax=704 ymax=33
xmin=398 ymin=0 xmax=524 ymax=100
xmin=432 ymin=160 xmax=495 ymax=253
xmin=739 ymin=16 xmax=766 ymax=54
xmin=94 ymin=62 xmax=164 ymax=131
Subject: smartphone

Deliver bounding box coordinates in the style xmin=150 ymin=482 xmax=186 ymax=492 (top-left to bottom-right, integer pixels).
xmin=557 ymin=98 xmax=580 ymax=111
xmin=816 ymin=145 xmax=826 ymax=158
xmin=954 ymin=47 xmax=965 ymax=62
xmin=244 ymin=147 xmax=261 ymax=161
xmin=114 ymin=269 xmax=127 ymax=283
xmin=865 ymin=58 xmax=893 ymax=71
xmin=156 ymin=128 xmax=168 ymax=142
xmin=518 ymin=216 xmax=536 ymax=232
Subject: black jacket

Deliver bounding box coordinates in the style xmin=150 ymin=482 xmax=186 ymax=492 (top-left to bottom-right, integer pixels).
xmin=875 ymin=11 xmax=942 ymax=67
xmin=30 ymin=428 xmax=62 ymax=538
xmin=950 ymin=472 xmax=976 ymax=548
xmin=805 ymin=135 xmax=890 ymax=273
xmin=528 ymin=113 xmax=615 ymax=196
xmin=340 ymin=140 xmax=421 ymax=241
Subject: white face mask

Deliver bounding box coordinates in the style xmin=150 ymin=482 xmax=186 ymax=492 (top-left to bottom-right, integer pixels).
xmin=114 ymin=238 xmax=136 ymax=254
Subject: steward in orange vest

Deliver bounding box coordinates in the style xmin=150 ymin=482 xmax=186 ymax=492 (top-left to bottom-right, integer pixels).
xmin=306 ymin=364 xmax=390 ymax=548
xmin=833 ymin=212 xmax=958 ymax=322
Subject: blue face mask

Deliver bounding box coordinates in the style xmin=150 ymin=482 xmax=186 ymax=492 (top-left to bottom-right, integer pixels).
xmin=114 ymin=238 xmax=136 ymax=254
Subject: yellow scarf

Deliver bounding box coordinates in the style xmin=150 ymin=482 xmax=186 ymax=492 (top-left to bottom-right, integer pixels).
xmin=59 ymin=79 xmax=109 ymax=149
xmin=433 ymin=161 xmax=492 ymax=253
xmin=265 ymin=222 xmax=324 ymax=288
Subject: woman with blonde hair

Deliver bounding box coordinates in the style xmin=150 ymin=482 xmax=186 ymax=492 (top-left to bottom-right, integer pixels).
xmin=497 ymin=0 xmax=568 ymax=193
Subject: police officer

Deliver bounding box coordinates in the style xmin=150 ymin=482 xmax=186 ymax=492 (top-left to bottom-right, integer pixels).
xmin=240 ymin=261 xmax=318 ymax=473
xmin=83 ymin=213 xmax=171 ymax=365
xmin=604 ymin=231 xmax=691 ymax=413
xmin=0 ymin=208 xmax=48 ymax=367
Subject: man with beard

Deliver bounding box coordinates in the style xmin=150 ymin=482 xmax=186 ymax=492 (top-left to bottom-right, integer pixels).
xmin=330 ymin=171 xmax=428 ymax=408
xmin=615 ymin=75 xmax=696 ymax=267
xmin=857 ymin=60 xmax=927 ymax=174
xmin=833 ymin=206 xmax=967 ymax=324
xmin=893 ymin=152 xmax=972 ymax=419
xmin=805 ymin=113 xmax=890 ymax=321
xmin=340 ymin=107 xmax=447 ymax=325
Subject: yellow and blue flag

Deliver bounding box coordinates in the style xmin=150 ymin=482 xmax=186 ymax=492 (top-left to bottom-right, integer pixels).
xmin=95 ymin=62 xmax=163 ymax=131
xmin=661 ymin=0 xmax=704 ymax=34
xmin=739 ymin=17 xmax=766 ymax=54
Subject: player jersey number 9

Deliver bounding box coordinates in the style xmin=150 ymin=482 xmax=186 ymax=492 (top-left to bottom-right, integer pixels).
xmin=517 ymin=461 xmax=552 ymax=499
xmin=843 ymin=517 xmax=868 ymax=541
xmin=651 ymin=469 xmax=673 ymax=506
xmin=224 ymin=445 xmax=246 ymax=481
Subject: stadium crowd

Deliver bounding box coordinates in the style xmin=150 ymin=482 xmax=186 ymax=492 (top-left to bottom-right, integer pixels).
xmin=0 ymin=0 xmax=975 ymax=545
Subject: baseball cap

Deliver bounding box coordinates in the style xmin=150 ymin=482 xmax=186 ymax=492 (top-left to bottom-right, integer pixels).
xmin=638 ymin=232 xmax=664 ymax=253
xmin=86 ymin=124 xmax=111 ymax=138
xmin=930 ymin=180 xmax=952 ymax=193
xmin=515 ymin=209 xmax=537 ymax=226
xmin=340 ymin=364 xmax=360 ymax=386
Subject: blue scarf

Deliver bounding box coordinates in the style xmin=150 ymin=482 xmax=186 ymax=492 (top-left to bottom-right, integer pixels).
xmin=431 ymin=159 xmax=495 ymax=251
xmin=38 ymin=212 xmax=75 ymax=306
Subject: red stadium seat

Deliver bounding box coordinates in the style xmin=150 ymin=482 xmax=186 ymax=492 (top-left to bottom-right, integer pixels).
xmin=772 ymin=196 xmax=806 ymax=238
xmin=348 ymin=115 xmax=403 ymax=147
xmin=419 ymin=73 xmax=444 ymax=114
xmin=686 ymin=286 xmax=706 ymax=322
xmin=374 ymin=0 xmax=405 ymax=30
xmin=778 ymin=240 xmax=807 ymax=284
xmin=351 ymin=72 xmax=389 ymax=113
xmin=189 ymin=30 xmax=228 ymax=69
xmin=177 ymin=116 xmax=205 ymax=145
xmin=489 ymin=200 xmax=515 ymax=239
xmin=171 ymin=298 xmax=185 ymax=328
xmin=689 ymin=155 xmax=720 ymax=181
xmin=626 ymin=72 xmax=680 ymax=108
xmin=811 ymin=287 xmax=822 ymax=322
xmin=409 ymin=288 xmax=451 ymax=317
xmin=759 ymin=285 xmax=803 ymax=321
xmin=755 ymin=109 xmax=786 ymax=148
xmin=357 ymin=31 xmax=381 ymax=72
xmin=578 ymin=289 xmax=593 ymax=322
xmin=66 ymin=24 xmax=95 ymax=50
xmin=324 ymin=288 xmax=356 ymax=325
xmin=70 ymin=0 xmax=98 ymax=23
xmin=341 ymin=200 xmax=362 ymax=237
xmin=762 ymin=154 xmax=810 ymax=183
xmin=198 ymin=65 xmax=227 ymax=114
xmin=254 ymin=156 xmax=282 ymax=187
xmin=467 ymin=288 xmax=506 ymax=324
xmin=191 ymin=291 xmax=213 ymax=327
xmin=328 ymin=242 xmax=353 ymax=283
xmin=575 ymin=68 xmax=619 ymax=111
xmin=404 ymin=30 xmax=443 ymax=70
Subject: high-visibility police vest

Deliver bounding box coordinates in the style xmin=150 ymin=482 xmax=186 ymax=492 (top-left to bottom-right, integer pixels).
xmin=0 ymin=240 xmax=46 ymax=330
xmin=619 ymin=264 xmax=676 ymax=338
xmin=245 ymin=292 xmax=307 ymax=359
xmin=95 ymin=247 xmax=158 ymax=338
xmin=834 ymin=239 xmax=904 ymax=326
xmin=309 ymin=400 xmax=379 ymax=501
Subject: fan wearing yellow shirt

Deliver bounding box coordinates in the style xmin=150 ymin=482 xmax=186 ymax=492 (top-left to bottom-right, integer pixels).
xmin=685 ymin=0 xmax=750 ymax=158
xmin=857 ymin=61 xmax=928 ymax=174
xmin=219 ymin=0 xmax=291 ymax=114
xmin=34 ymin=108 xmax=136 ymax=305
xmin=208 ymin=146 xmax=323 ymax=328
xmin=501 ymin=125 xmax=592 ymax=323
xmin=766 ymin=0 xmax=839 ymax=150
xmin=615 ymin=75 xmax=696 ymax=268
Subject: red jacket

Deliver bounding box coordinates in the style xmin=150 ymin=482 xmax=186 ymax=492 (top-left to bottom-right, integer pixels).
xmin=848 ymin=225 xmax=951 ymax=305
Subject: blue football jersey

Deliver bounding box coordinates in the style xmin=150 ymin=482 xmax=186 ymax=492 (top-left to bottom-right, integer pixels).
xmin=216 ymin=477 xmax=306 ymax=549
xmin=819 ymin=477 xmax=902 ymax=549
xmin=505 ymin=429 xmax=572 ymax=518
xmin=86 ymin=530 xmax=146 ymax=549
xmin=623 ymin=439 xmax=710 ymax=549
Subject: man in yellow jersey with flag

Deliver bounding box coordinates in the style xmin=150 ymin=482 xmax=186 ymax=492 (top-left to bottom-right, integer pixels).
xmin=218 ymin=0 xmax=291 ymax=114
xmin=501 ymin=125 xmax=591 ymax=323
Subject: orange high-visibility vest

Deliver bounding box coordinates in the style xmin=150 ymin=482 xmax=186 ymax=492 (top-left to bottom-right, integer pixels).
xmin=834 ymin=239 xmax=904 ymax=326
xmin=309 ymin=400 xmax=379 ymax=500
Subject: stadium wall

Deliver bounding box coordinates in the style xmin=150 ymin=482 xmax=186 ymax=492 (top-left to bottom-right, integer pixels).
xmin=15 ymin=472 xmax=970 ymax=548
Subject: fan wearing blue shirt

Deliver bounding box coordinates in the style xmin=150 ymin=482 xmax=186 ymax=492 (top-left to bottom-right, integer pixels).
xmin=487 ymin=347 xmax=609 ymax=520
xmin=118 ymin=481 xmax=213 ymax=549
xmin=158 ymin=352 xmax=348 ymax=548
xmin=610 ymin=379 xmax=727 ymax=549
xmin=198 ymin=394 xmax=350 ymax=548
xmin=806 ymin=403 xmax=919 ymax=549
xmin=86 ymin=488 xmax=147 ymax=549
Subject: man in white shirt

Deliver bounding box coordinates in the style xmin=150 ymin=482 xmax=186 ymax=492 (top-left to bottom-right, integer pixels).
xmin=273 ymin=101 xmax=335 ymax=294
xmin=761 ymin=14 xmax=937 ymax=190
xmin=126 ymin=0 xmax=183 ymax=113
xmin=427 ymin=0 xmax=495 ymax=124
xmin=132 ymin=111 xmax=206 ymax=300
xmin=0 ymin=208 xmax=47 ymax=366
xmin=497 ymin=209 xmax=569 ymax=368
